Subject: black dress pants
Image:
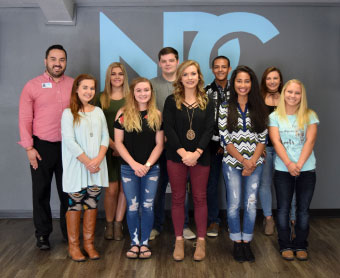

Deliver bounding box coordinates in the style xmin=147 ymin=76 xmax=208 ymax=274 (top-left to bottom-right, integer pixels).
xmin=30 ymin=136 xmax=68 ymax=239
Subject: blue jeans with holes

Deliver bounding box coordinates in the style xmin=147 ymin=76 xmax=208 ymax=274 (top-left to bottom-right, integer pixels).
xmin=121 ymin=164 xmax=160 ymax=246
xmin=222 ymin=163 xmax=263 ymax=242
xmin=274 ymin=170 xmax=316 ymax=251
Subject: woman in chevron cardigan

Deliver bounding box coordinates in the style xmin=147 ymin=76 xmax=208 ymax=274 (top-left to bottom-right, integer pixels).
xmin=218 ymin=65 xmax=268 ymax=263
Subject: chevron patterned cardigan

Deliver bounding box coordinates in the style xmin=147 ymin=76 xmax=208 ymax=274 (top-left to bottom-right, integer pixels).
xmin=218 ymin=101 xmax=267 ymax=170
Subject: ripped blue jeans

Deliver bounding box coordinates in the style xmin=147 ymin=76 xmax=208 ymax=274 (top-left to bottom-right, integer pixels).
xmin=121 ymin=164 xmax=160 ymax=246
xmin=222 ymin=163 xmax=263 ymax=242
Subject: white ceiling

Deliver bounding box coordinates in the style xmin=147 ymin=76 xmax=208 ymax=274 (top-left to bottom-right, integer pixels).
xmin=1 ymin=0 xmax=339 ymax=24
xmin=1 ymin=0 xmax=340 ymax=7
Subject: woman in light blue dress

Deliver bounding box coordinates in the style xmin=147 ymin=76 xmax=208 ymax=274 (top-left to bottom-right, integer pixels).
xmin=61 ymin=74 xmax=109 ymax=262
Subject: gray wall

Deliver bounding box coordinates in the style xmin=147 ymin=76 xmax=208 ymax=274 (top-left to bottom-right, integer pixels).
xmin=0 ymin=3 xmax=339 ymax=217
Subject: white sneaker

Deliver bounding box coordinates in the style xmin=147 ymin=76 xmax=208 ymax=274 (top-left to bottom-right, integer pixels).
xmin=149 ymin=229 xmax=160 ymax=240
xmin=183 ymin=228 xmax=196 ymax=240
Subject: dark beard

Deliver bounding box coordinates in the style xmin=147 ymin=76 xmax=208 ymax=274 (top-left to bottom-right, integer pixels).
xmin=46 ymin=65 xmax=66 ymax=78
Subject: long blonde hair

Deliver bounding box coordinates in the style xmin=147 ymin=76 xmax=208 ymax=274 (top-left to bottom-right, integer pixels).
xmin=173 ymin=60 xmax=208 ymax=110
xmin=100 ymin=62 xmax=129 ymax=110
xmin=276 ymin=79 xmax=318 ymax=129
xmin=122 ymin=77 xmax=161 ymax=132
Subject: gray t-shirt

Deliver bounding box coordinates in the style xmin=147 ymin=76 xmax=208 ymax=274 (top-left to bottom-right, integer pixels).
xmin=150 ymin=75 xmax=174 ymax=112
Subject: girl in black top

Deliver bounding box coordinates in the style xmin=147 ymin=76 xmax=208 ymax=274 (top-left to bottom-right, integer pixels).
xmin=114 ymin=77 xmax=163 ymax=259
xmin=163 ymin=60 xmax=214 ymax=261
xmin=259 ymin=67 xmax=284 ymax=236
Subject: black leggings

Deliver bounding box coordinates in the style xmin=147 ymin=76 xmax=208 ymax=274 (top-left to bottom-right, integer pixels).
xmin=68 ymin=186 xmax=102 ymax=211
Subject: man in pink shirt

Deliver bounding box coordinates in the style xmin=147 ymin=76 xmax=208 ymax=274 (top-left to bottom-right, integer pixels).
xmin=18 ymin=45 xmax=74 ymax=250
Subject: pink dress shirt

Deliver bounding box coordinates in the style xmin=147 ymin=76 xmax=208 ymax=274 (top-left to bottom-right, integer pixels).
xmin=18 ymin=72 xmax=74 ymax=148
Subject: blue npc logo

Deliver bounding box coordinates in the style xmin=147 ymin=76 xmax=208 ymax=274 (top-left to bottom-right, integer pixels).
xmin=100 ymin=11 xmax=279 ymax=89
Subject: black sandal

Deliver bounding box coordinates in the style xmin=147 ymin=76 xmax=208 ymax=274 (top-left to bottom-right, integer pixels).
xmin=139 ymin=245 xmax=152 ymax=259
xmin=126 ymin=245 xmax=139 ymax=259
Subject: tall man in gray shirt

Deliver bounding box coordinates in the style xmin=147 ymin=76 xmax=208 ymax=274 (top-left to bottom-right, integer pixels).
xmin=149 ymin=47 xmax=196 ymax=240
xmin=150 ymin=50 xmax=177 ymax=113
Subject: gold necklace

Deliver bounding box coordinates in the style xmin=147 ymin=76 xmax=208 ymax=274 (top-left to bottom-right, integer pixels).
xmin=185 ymin=102 xmax=196 ymax=140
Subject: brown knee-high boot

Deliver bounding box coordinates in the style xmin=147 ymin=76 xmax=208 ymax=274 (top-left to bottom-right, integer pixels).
xmin=83 ymin=209 xmax=100 ymax=260
xmin=66 ymin=211 xmax=86 ymax=262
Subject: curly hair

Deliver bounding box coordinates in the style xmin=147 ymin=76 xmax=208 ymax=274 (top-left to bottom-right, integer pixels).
xmin=70 ymin=74 xmax=97 ymax=125
xmin=173 ymin=60 xmax=208 ymax=110
xmin=227 ymin=65 xmax=268 ymax=133
xmin=122 ymin=77 xmax=161 ymax=132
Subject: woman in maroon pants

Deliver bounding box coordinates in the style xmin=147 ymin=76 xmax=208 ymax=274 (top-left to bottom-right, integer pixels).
xmin=163 ymin=60 xmax=214 ymax=261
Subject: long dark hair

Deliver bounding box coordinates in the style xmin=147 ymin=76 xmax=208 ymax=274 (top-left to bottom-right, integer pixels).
xmin=227 ymin=65 xmax=268 ymax=133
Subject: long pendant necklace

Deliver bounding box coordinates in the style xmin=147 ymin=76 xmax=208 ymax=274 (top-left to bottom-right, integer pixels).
xmin=88 ymin=111 xmax=94 ymax=137
xmin=82 ymin=106 xmax=94 ymax=137
xmin=185 ymin=103 xmax=196 ymax=140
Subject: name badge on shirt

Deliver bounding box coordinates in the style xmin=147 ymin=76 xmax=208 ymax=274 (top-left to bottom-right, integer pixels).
xmin=42 ymin=82 xmax=52 ymax=88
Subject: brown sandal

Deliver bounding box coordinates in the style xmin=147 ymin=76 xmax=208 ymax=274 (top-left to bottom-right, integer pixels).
xmin=139 ymin=245 xmax=152 ymax=259
xmin=126 ymin=245 xmax=139 ymax=259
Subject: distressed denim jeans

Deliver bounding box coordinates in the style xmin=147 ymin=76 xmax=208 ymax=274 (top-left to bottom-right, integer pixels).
xmin=222 ymin=163 xmax=263 ymax=242
xmin=121 ymin=164 xmax=160 ymax=246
